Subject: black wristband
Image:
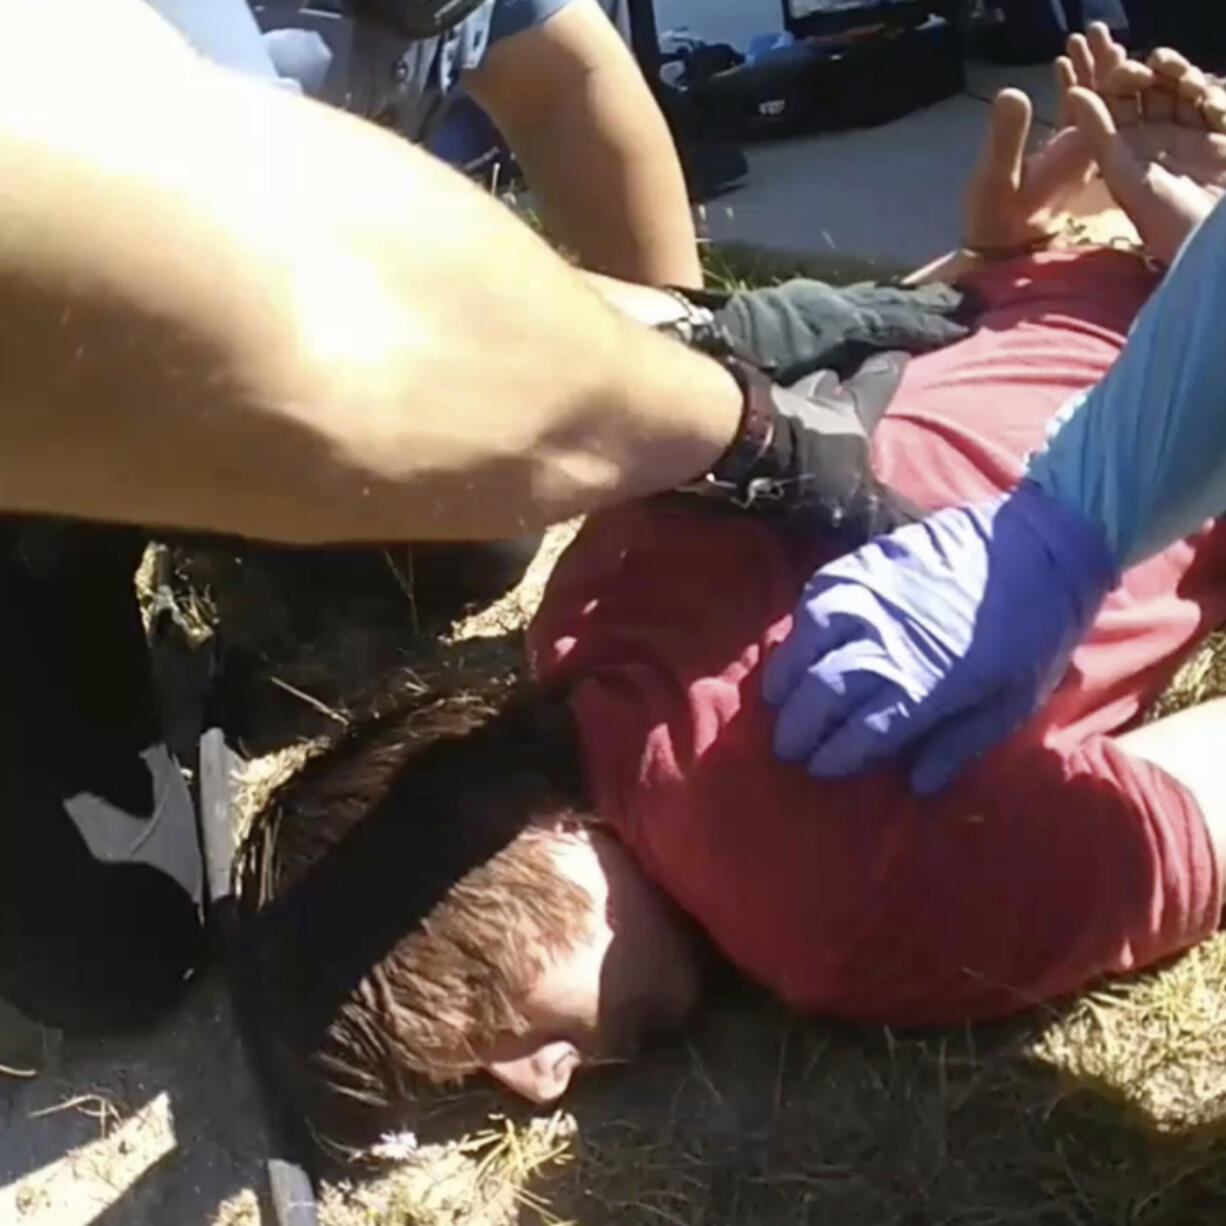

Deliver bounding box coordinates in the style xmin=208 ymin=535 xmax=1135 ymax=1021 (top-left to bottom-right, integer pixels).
xmin=676 ymin=358 xmax=784 ymax=509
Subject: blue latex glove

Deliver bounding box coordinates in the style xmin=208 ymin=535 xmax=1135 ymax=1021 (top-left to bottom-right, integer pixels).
xmin=764 ymin=480 xmax=1116 ymax=794
xmin=767 ymin=195 xmax=1226 ymax=792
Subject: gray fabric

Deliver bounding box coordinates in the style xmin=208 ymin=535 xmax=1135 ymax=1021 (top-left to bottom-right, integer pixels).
xmin=64 ymin=745 xmax=203 ymax=907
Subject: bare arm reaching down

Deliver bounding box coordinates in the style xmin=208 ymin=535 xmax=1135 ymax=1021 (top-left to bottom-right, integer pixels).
xmin=0 ymin=0 xmax=735 ymax=543
xmin=466 ymin=0 xmax=702 ymax=288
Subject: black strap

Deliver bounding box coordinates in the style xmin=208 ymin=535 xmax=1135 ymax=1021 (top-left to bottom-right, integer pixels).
xmin=198 ymin=729 xmax=321 ymax=1226
xmin=347 ymin=0 xmax=486 ymax=38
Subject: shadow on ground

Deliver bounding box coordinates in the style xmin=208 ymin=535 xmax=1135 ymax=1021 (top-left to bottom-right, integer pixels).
xmin=5 ymin=946 xmax=1225 ymax=1226
xmin=0 ymin=976 xmax=269 ymax=1226
xmin=525 ymin=966 xmax=1226 ymax=1226
xmin=375 ymin=946 xmax=1226 ymax=1226
xmin=4 ymin=535 xmax=1225 ymax=1226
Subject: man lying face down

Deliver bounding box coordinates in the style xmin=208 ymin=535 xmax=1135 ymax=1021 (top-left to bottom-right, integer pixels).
xmin=244 ymin=40 xmax=1226 ymax=1154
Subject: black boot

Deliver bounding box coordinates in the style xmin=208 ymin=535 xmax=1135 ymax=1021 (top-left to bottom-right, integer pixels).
xmin=0 ymin=520 xmax=204 ymax=1034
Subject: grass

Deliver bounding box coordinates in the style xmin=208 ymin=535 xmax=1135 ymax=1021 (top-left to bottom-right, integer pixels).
xmin=699 ymin=238 xmax=909 ymax=294
xmin=169 ymin=524 xmax=1226 ymax=1226
xmin=10 ymin=227 xmax=1220 ymax=1225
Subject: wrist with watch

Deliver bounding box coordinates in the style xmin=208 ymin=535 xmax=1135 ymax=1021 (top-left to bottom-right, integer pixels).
xmin=651 ymin=289 xmax=790 ymax=509
xmin=652 ymin=288 xmax=915 ymax=534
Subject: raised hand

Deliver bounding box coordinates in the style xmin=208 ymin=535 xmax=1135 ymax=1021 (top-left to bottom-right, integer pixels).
xmin=1063 ymin=26 xmax=1226 ymax=261
xmin=960 ymin=79 xmax=1094 ymax=258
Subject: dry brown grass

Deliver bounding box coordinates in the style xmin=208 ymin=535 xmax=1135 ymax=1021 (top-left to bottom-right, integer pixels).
xmin=7 ymin=507 xmax=1225 ymax=1226
xmin=181 ymin=527 xmax=1226 ymax=1226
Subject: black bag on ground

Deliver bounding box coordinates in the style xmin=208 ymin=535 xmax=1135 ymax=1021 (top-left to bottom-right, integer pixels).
xmin=686 ymin=15 xmax=965 ymax=142
xmin=653 ymin=82 xmax=749 ymax=202
xmin=833 ymin=15 xmax=966 ymax=129
xmin=981 ymin=0 xmax=1076 ymax=63
xmin=1133 ymin=1 xmax=1226 ymax=75
xmin=980 ymin=1 xmax=1132 ymax=65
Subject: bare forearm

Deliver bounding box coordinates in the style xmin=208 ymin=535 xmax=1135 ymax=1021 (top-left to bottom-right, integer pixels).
xmin=0 ymin=5 xmax=736 ymax=542
xmin=469 ymin=0 xmax=701 ymax=288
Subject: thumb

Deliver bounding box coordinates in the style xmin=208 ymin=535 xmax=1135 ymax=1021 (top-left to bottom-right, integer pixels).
xmin=908 ymin=688 xmax=1037 ymax=797
xmin=980 ymin=89 xmax=1033 ymax=192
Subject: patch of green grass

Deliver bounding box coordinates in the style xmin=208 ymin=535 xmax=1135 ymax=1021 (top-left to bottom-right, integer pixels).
xmin=700 ymin=238 xmax=909 ymax=293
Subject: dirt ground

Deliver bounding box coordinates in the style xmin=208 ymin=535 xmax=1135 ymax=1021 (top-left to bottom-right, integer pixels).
xmin=3 ymin=517 xmax=1226 ymax=1226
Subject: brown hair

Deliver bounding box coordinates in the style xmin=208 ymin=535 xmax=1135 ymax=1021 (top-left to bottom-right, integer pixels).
xmin=238 ymin=688 xmax=593 ymax=1156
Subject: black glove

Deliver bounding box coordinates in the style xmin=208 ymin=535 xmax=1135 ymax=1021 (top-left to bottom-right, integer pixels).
xmin=667 ymin=279 xmax=976 ymax=384
xmin=676 ymin=354 xmax=920 ymax=541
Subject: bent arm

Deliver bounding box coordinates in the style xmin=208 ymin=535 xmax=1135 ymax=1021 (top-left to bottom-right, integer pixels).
xmin=465 ymin=0 xmax=702 ymax=287
xmin=0 ymin=0 xmax=736 ymax=543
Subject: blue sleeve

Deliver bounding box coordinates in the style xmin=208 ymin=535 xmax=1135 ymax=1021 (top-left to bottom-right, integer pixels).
xmin=488 ymin=0 xmax=575 ymax=44
xmin=1027 ymin=195 xmax=1226 ymax=570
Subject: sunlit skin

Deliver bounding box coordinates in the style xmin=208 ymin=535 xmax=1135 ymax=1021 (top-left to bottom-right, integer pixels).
xmin=480 ymin=828 xmax=703 ymax=1104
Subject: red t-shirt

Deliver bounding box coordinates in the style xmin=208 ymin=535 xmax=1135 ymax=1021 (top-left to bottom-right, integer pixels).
xmin=528 ymin=251 xmax=1226 ymax=1025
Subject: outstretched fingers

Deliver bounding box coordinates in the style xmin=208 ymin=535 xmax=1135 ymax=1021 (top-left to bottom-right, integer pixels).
xmin=980 ymin=89 xmax=1033 ymax=194
xmin=1086 ymin=22 xmax=1127 ymax=91
xmin=1055 ymin=56 xmax=1078 ymax=128
xmin=1065 ymin=33 xmax=1097 ymax=92
xmin=1069 ymin=86 xmax=1202 ymax=264
xmin=1069 ymin=86 xmax=1141 ymax=197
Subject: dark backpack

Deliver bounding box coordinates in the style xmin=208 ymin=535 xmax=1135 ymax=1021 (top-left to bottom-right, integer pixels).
xmin=983 ymin=0 xmax=1129 ymax=64
xmin=1131 ymin=1 xmax=1226 ymax=74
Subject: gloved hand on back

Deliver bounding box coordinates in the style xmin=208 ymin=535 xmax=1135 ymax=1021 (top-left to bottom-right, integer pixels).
xmin=673 ymin=352 xmax=921 ymax=542
xmin=661 ymin=275 xmax=972 ymax=541
xmin=764 ymin=480 xmax=1117 ymax=795
xmin=763 ymin=32 xmax=1226 ymax=795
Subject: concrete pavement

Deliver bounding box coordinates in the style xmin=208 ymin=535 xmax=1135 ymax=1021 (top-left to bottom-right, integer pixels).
xmin=698 ymin=62 xmax=1063 ymax=277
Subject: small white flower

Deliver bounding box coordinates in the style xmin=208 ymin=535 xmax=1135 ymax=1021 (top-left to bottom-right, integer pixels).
xmin=371 ymin=1130 xmax=419 ymax=1161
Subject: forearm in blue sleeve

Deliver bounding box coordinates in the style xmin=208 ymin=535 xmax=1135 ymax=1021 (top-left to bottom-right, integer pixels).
xmin=1027 ymin=195 xmax=1226 ymax=570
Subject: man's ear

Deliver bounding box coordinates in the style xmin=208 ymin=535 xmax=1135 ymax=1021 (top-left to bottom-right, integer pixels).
xmin=484 ymin=1038 xmax=582 ymax=1105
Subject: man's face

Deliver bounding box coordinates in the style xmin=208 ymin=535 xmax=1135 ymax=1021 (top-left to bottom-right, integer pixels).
xmin=478 ymin=828 xmax=703 ymax=1104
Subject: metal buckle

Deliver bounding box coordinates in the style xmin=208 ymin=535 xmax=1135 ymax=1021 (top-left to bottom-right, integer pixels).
xmin=675 ymin=473 xmax=788 ymax=509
